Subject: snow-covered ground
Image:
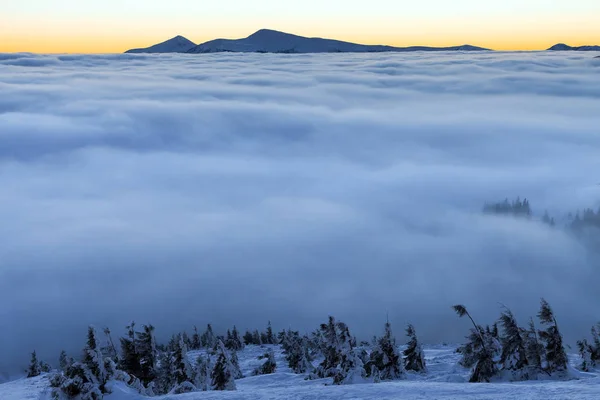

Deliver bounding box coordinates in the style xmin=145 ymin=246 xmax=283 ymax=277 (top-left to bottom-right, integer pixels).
xmin=2 ymin=345 xmax=599 ymax=400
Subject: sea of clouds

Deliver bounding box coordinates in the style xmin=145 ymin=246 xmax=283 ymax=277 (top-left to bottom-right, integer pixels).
xmin=1 ymin=51 xmax=600 ymax=376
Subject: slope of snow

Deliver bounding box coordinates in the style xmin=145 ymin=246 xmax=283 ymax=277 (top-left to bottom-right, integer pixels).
xmin=3 ymin=345 xmax=600 ymax=400
xmin=0 ymin=374 xmax=51 ymax=400
xmin=126 ymin=36 xmax=196 ymax=54
xmin=548 ymin=43 xmax=600 ymax=51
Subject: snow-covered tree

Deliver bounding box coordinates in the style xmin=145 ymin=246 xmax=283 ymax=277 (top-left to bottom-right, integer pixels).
xmin=119 ymin=322 xmax=141 ymax=378
xmin=253 ymin=350 xmax=277 ymax=375
xmin=498 ymin=308 xmax=528 ymax=374
xmin=286 ymin=336 xmax=314 ymax=374
xmin=135 ymin=324 xmax=158 ymax=385
xmin=83 ymin=326 xmax=107 ymax=390
xmin=265 ymin=321 xmax=276 ymax=344
xmin=191 ymin=326 xmax=201 ymax=350
xmin=312 ymin=316 xmax=353 ymax=379
xmin=453 ymin=305 xmax=498 ymax=383
xmin=201 ymin=324 xmax=216 ymax=349
xmin=230 ymin=350 xmax=244 ymax=379
xmin=59 ymin=351 xmax=70 ymax=372
xmin=403 ymin=324 xmax=426 ymax=373
xmin=537 ymin=299 xmax=568 ymax=374
xmin=335 ymin=348 xmax=367 ymax=385
xmin=172 ymin=334 xmax=194 ymax=385
xmin=243 ymin=330 xmax=254 ymax=346
xmin=523 ymin=318 xmax=543 ymax=371
xmin=101 ymin=327 xmax=119 ymax=363
xmin=576 ymin=323 xmax=600 ymax=371
xmin=211 ymin=340 xmax=236 ymax=391
xmin=252 ymin=330 xmax=262 ymax=345
xmin=195 ymin=354 xmax=212 ymax=391
xmin=27 ymin=351 xmax=41 ymax=378
xmin=226 ymin=326 xmax=244 ymax=351
xmin=155 ymin=348 xmax=175 ymax=395
xmin=368 ymin=321 xmax=403 ymax=380
xmin=577 ymin=339 xmax=594 ymax=372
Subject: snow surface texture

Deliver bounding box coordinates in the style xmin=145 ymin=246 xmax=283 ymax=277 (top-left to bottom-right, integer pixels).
xmin=1 ymin=52 xmax=600 ymax=376
xmin=126 ymin=29 xmax=488 ymax=54
xmin=2 ymin=345 xmax=600 ymax=399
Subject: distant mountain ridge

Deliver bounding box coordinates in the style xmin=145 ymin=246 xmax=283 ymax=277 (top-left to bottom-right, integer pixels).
xmin=125 ymin=29 xmax=489 ymax=54
xmin=548 ymin=43 xmax=600 ymax=51
xmin=126 ymin=36 xmax=196 ymax=54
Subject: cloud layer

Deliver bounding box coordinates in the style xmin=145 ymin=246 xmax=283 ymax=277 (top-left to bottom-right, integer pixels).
xmin=1 ymin=51 xmax=600 ymax=376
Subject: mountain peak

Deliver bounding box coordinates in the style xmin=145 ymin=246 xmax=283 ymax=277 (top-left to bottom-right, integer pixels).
xmin=125 ymin=35 xmax=196 ymax=54
xmin=247 ymin=29 xmax=298 ymax=40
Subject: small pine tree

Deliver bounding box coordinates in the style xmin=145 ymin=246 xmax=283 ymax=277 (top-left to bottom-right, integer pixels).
xmin=368 ymin=320 xmax=403 ymax=380
xmin=172 ymin=334 xmax=194 ymax=385
xmin=202 ymin=324 xmax=216 ymax=349
xmin=498 ymin=308 xmax=528 ymax=373
xmin=286 ymin=336 xmax=314 ymax=374
xmin=230 ymin=350 xmax=244 ymax=379
xmin=252 ymin=330 xmax=262 ymax=345
xmin=254 ymin=350 xmax=277 ymax=375
xmin=191 ymin=326 xmax=201 ymax=350
xmin=195 ymin=354 xmax=212 ymax=391
xmin=266 ymin=321 xmax=276 ymax=344
xmin=83 ymin=326 xmax=107 ymax=390
xmin=155 ymin=348 xmax=175 ymax=394
xmin=102 ymin=327 xmax=119 ymax=363
xmin=59 ymin=350 xmax=69 ymax=371
xmin=243 ymin=330 xmax=254 ymax=346
xmin=403 ymin=324 xmax=426 ymax=373
xmin=135 ymin=324 xmax=158 ymax=385
xmin=453 ymin=305 xmax=498 ymax=383
xmin=27 ymin=351 xmax=41 ymax=378
xmin=523 ymin=318 xmax=543 ymax=371
xmin=211 ymin=341 xmax=236 ymax=391
xmin=119 ymin=321 xmax=141 ymax=378
xmin=335 ymin=348 xmax=366 ymax=385
xmin=537 ymin=299 xmax=568 ymax=374
xmin=577 ymin=339 xmax=594 ymax=372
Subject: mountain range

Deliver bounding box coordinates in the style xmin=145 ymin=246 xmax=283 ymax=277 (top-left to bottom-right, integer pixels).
xmin=547 ymin=43 xmax=600 ymax=51
xmin=125 ymin=30 xmax=600 ymax=54
xmin=125 ymin=29 xmax=488 ymax=54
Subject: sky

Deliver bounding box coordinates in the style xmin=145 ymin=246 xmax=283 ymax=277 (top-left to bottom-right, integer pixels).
xmin=1 ymin=51 xmax=600 ymax=378
xmin=1 ymin=0 xmax=600 ymax=52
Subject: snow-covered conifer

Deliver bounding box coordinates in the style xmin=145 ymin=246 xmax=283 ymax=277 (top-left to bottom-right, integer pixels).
xmin=191 ymin=326 xmax=201 ymax=350
xmin=201 ymin=324 xmax=216 ymax=349
xmin=59 ymin=350 xmax=69 ymax=372
xmin=265 ymin=321 xmax=276 ymax=344
xmin=119 ymin=321 xmax=141 ymax=378
xmin=523 ymin=318 xmax=543 ymax=371
xmin=230 ymin=350 xmax=244 ymax=379
xmin=403 ymin=324 xmax=426 ymax=373
xmin=254 ymin=350 xmax=277 ymax=375
xmin=211 ymin=340 xmax=236 ymax=391
xmin=195 ymin=354 xmax=212 ymax=391
xmin=83 ymin=326 xmax=107 ymax=390
xmin=252 ymin=330 xmax=262 ymax=345
xmin=498 ymin=308 xmax=528 ymax=373
xmin=27 ymin=351 xmax=41 ymax=378
xmin=368 ymin=320 xmax=403 ymax=380
xmin=135 ymin=324 xmax=158 ymax=385
xmin=172 ymin=334 xmax=193 ymax=385
xmin=335 ymin=348 xmax=366 ymax=385
xmin=537 ymin=299 xmax=568 ymax=374
xmin=243 ymin=330 xmax=254 ymax=346
xmin=453 ymin=305 xmax=497 ymax=383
